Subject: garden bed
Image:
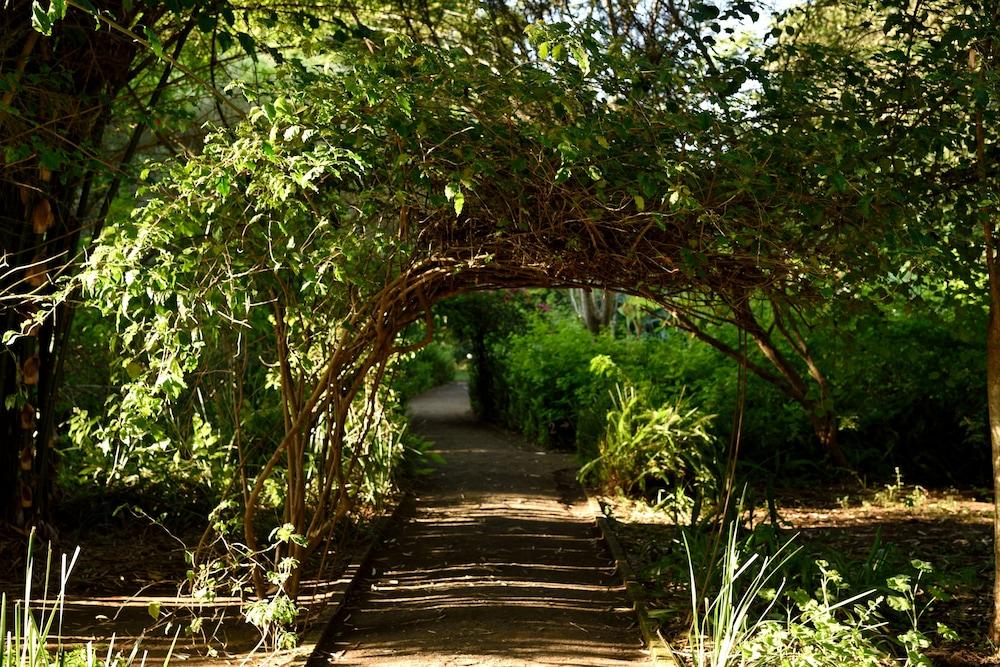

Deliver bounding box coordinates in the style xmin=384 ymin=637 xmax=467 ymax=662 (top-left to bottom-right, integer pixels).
xmin=602 ymin=483 xmax=998 ymax=666
xmin=0 ymin=501 xmax=391 ymax=666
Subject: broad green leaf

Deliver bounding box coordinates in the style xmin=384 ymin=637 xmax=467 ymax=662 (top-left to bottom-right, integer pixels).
xmin=144 ymin=26 xmax=163 ymax=58
xmin=31 ymin=2 xmax=53 ymax=35
xmin=236 ymin=32 xmax=257 ymax=62
xmin=445 ymin=182 xmax=464 ymax=214
xmin=570 ymin=44 xmax=590 ymax=75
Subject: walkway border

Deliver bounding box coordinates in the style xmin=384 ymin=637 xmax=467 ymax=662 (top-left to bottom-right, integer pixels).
xmin=273 ymin=492 xmax=410 ymax=667
xmin=583 ymin=493 xmax=680 ymax=667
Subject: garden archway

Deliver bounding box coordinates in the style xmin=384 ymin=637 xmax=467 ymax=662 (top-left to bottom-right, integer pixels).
xmin=80 ymin=34 xmax=850 ymax=596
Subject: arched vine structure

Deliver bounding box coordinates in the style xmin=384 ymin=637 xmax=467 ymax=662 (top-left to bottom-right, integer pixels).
xmin=74 ymin=27 xmax=901 ymax=601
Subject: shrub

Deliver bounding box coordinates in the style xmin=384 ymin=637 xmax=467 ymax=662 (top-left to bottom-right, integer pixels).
xmin=678 ymin=523 xmax=942 ymax=667
xmin=480 ymin=295 xmax=989 ymax=486
xmin=392 ymin=341 xmax=456 ymax=402
xmin=579 ymin=360 xmax=722 ymax=521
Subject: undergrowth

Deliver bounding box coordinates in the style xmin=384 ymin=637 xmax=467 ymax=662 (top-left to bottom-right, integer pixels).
xmin=1 ymin=529 xmax=178 ymax=667
xmin=652 ymin=518 xmax=955 ymax=667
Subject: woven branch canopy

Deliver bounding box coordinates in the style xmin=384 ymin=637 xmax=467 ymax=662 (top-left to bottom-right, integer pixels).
xmin=80 ymin=27 xmax=885 ymax=465
xmin=75 ymin=28 xmax=891 ymax=568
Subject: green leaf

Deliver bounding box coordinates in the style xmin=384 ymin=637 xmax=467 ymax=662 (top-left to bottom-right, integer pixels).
xmin=886 ymin=574 xmax=911 ymax=593
xmin=633 ymin=194 xmax=645 ymax=212
xmin=144 ymin=25 xmax=163 ymax=58
xmin=937 ymin=622 xmax=959 ymax=641
xmin=271 ymin=523 xmax=298 ymax=544
xmin=691 ymin=2 xmax=721 ymax=21
xmin=445 ymin=182 xmax=465 ymax=214
xmin=886 ymin=595 xmax=911 ymax=612
xmin=31 ymin=2 xmax=53 ymax=35
xmin=570 ymin=44 xmax=590 ymax=76
xmin=147 ymin=601 xmax=161 ymax=620
xmin=196 ymin=12 xmax=216 ymax=33
xmin=216 ymin=30 xmax=233 ymax=53
xmin=236 ymin=32 xmax=257 ymax=62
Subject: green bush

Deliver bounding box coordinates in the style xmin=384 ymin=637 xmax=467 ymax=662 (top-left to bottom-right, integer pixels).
xmin=392 ymin=341 xmax=456 ymax=402
xmin=814 ymin=308 xmax=987 ymax=484
xmin=480 ymin=298 xmax=988 ymax=486
xmin=579 ymin=358 xmax=722 ymax=521
xmin=493 ymin=314 xmax=611 ymax=447
xmin=675 ymin=522 xmax=948 ymax=667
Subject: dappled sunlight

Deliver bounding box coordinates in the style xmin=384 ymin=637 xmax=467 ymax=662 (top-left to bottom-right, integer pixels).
xmin=314 ymin=383 xmax=645 ymax=665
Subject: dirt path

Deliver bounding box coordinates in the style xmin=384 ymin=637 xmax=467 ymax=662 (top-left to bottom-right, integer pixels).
xmin=312 ymin=382 xmax=647 ymax=666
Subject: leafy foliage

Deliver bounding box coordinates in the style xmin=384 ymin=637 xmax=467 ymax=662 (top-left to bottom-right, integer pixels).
xmin=483 ymin=299 xmax=988 ymax=485
xmin=6 ymin=0 xmax=1000 ymax=650
xmin=393 ymin=341 xmax=456 ymax=403
xmin=672 ymin=521 xmax=952 ymax=667
xmin=580 ymin=360 xmax=721 ymax=521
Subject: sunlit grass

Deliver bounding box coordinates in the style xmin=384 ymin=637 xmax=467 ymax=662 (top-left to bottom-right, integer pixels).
xmin=1 ymin=529 xmax=177 ymax=667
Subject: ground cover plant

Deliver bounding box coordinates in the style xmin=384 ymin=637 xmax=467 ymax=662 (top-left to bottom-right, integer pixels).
xmin=600 ymin=486 xmax=995 ymax=665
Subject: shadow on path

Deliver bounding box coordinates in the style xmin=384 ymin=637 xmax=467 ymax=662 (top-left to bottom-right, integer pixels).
xmin=312 ymin=382 xmax=646 ymax=666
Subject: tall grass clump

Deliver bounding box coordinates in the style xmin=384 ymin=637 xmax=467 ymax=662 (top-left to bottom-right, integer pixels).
xmin=680 ymin=523 xmax=939 ymax=667
xmin=1 ymin=529 xmax=175 ymax=667
xmin=579 ymin=356 xmax=722 ymax=522
xmin=684 ymin=527 xmax=801 ymax=667
xmin=2 ymin=528 xmax=79 ymax=667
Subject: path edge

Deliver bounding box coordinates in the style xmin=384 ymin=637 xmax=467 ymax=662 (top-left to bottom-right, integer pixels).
xmin=273 ymin=491 xmax=410 ymax=667
xmin=583 ymin=492 xmax=680 ymax=667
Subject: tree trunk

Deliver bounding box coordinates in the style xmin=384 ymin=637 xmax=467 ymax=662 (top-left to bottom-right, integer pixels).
xmin=0 ymin=3 xmax=145 ymax=527
xmin=569 ymin=288 xmax=617 ymax=334
xmin=805 ymin=401 xmax=849 ymax=470
xmin=987 ymin=302 xmax=1000 ymax=645
xmin=664 ymin=298 xmax=850 ymax=469
xmin=971 ymin=34 xmax=1000 ymax=643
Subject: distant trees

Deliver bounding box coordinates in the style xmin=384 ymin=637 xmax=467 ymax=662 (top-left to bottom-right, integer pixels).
xmin=569 ymin=289 xmax=618 ymax=334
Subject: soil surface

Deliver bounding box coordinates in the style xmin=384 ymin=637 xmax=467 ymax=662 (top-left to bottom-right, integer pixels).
xmin=311 ymin=382 xmax=646 ymax=666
